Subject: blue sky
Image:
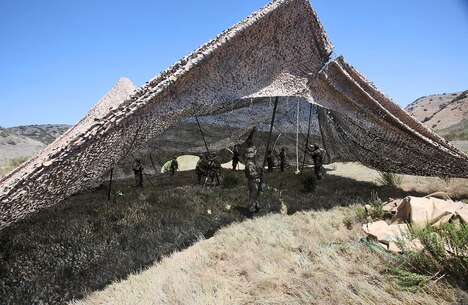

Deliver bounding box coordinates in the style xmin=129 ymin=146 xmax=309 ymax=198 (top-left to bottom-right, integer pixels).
xmin=0 ymin=0 xmax=467 ymax=127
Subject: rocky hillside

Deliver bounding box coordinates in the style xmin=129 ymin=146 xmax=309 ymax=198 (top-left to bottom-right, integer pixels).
xmin=406 ymin=90 xmax=468 ymax=131
xmin=8 ymin=124 xmax=71 ymax=145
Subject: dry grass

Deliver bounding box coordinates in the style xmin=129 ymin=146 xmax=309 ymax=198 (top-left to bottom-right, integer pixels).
xmin=72 ymin=207 xmax=462 ymax=305
xmin=325 ymin=162 xmax=468 ymax=202
xmin=1 ymin=162 xmax=467 ymax=304
xmin=0 ymin=156 xmax=28 ymax=178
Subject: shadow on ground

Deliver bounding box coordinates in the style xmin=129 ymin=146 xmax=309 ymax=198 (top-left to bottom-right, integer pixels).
xmin=0 ymin=167 xmax=441 ymax=304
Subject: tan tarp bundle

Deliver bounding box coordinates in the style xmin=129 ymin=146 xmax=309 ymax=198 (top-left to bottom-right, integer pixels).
xmin=1 ymin=0 xmax=467 ymax=229
xmin=392 ymin=192 xmax=468 ymax=227
xmin=363 ymin=193 xmax=468 ymax=252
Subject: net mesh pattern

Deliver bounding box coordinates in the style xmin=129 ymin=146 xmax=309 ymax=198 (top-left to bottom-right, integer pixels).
xmin=0 ymin=0 xmax=466 ymax=229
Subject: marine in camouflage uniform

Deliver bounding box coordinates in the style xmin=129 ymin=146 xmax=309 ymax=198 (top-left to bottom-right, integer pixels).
xmin=196 ymin=153 xmax=209 ymax=184
xmin=266 ymin=150 xmax=274 ymax=173
xmin=279 ymin=147 xmax=286 ymax=172
xmin=170 ymin=156 xmax=178 ymax=175
xmin=207 ymin=154 xmax=222 ymax=186
xmin=232 ymin=146 xmax=240 ymax=170
xmin=307 ymin=144 xmax=325 ymax=179
xmin=132 ymin=159 xmax=144 ymax=187
xmin=244 ymin=145 xmax=261 ymax=213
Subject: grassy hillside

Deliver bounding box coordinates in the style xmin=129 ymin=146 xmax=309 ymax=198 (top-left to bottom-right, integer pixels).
xmin=0 ymin=127 xmax=45 ymax=169
xmin=1 ymin=163 xmax=467 ymax=304
xmin=437 ymin=118 xmax=468 ymax=141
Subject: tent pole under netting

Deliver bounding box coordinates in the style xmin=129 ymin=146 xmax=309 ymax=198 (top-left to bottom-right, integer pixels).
xmin=300 ymin=103 xmax=313 ymax=175
xmin=195 ymin=115 xmax=211 ymax=158
xmin=107 ymin=167 xmax=113 ymax=201
xmin=262 ymin=96 xmax=279 ymax=170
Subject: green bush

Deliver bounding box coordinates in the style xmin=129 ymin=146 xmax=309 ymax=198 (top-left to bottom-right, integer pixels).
xmin=354 ymin=198 xmax=384 ymax=222
xmin=369 ymin=198 xmax=385 ymax=219
xmin=355 ymin=206 xmax=367 ymax=222
xmin=376 ymin=171 xmax=403 ymax=187
xmin=386 ymin=267 xmax=429 ymax=292
xmin=397 ymin=223 xmax=468 ymax=288
xmin=301 ymin=174 xmax=316 ymax=192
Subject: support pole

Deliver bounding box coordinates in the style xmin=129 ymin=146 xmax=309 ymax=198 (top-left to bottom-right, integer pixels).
xmin=107 ymin=167 xmax=113 ymax=201
xmin=295 ymin=99 xmax=300 ymax=174
xmin=262 ymin=96 xmax=279 ymax=170
xmin=195 ymin=115 xmax=211 ymax=158
xmin=149 ymin=153 xmax=158 ymax=174
xmin=300 ymin=103 xmax=313 ymax=174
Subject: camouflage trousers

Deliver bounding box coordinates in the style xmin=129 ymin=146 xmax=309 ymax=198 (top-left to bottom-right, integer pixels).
xmin=247 ymin=179 xmax=260 ymax=212
xmin=314 ymin=162 xmax=323 ymax=180
xmin=134 ymin=171 xmax=143 ymax=187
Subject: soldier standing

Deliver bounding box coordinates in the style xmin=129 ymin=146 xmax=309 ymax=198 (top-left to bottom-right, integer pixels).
xmin=279 ymin=147 xmax=286 ymax=172
xmin=132 ymin=158 xmax=144 ymax=187
xmin=207 ymin=154 xmax=222 ymax=186
xmin=232 ymin=146 xmax=240 ymax=170
xmin=245 ymin=145 xmax=261 ymax=213
xmin=266 ymin=150 xmax=274 ymax=173
xmin=196 ymin=153 xmax=208 ymax=184
xmin=307 ymin=144 xmax=325 ymax=179
xmin=170 ymin=156 xmax=178 ymax=175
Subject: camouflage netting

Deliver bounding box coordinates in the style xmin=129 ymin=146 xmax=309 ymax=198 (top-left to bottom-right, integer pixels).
xmin=0 ymin=0 xmax=467 ymax=229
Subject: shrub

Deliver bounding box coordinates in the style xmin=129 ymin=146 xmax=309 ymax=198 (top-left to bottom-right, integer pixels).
xmin=396 ymin=223 xmax=468 ymax=288
xmin=386 ymin=267 xmax=430 ymax=292
xmin=354 ymin=198 xmax=384 ymax=222
xmin=368 ymin=198 xmax=385 ymax=219
xmin=354 ymin=206 xmax=367 ymax=222
xmin=300 ymin=174 xmax=316 ymax=192
xmin=376 ymin=171 xmax=403 ymax=187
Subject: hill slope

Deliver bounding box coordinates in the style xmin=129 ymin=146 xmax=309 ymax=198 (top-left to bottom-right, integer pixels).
xmin=8 ymin=124 xmax=71 ymax=145
xmin=405 ymin=90 xmax=468 ymax=131
xmin=0 ymin=125 xmax=70 ymax=177
xmin=0 ymin=127 xmax=45 ymax=161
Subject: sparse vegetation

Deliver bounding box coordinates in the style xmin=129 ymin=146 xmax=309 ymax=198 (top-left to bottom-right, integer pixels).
xmin=0 ymin=156 xmax=28 ymax=177
xmin=354 ymin=196 xmax=384 ymax=222
xmin=442 ymin=130 xmax=468 ymax=141
xmin=376 ymin=171 xmax=403 ymax=187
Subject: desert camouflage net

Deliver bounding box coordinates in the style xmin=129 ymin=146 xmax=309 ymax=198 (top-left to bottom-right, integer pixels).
xmin=0 ymin=0 xmax=467 ymax=229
